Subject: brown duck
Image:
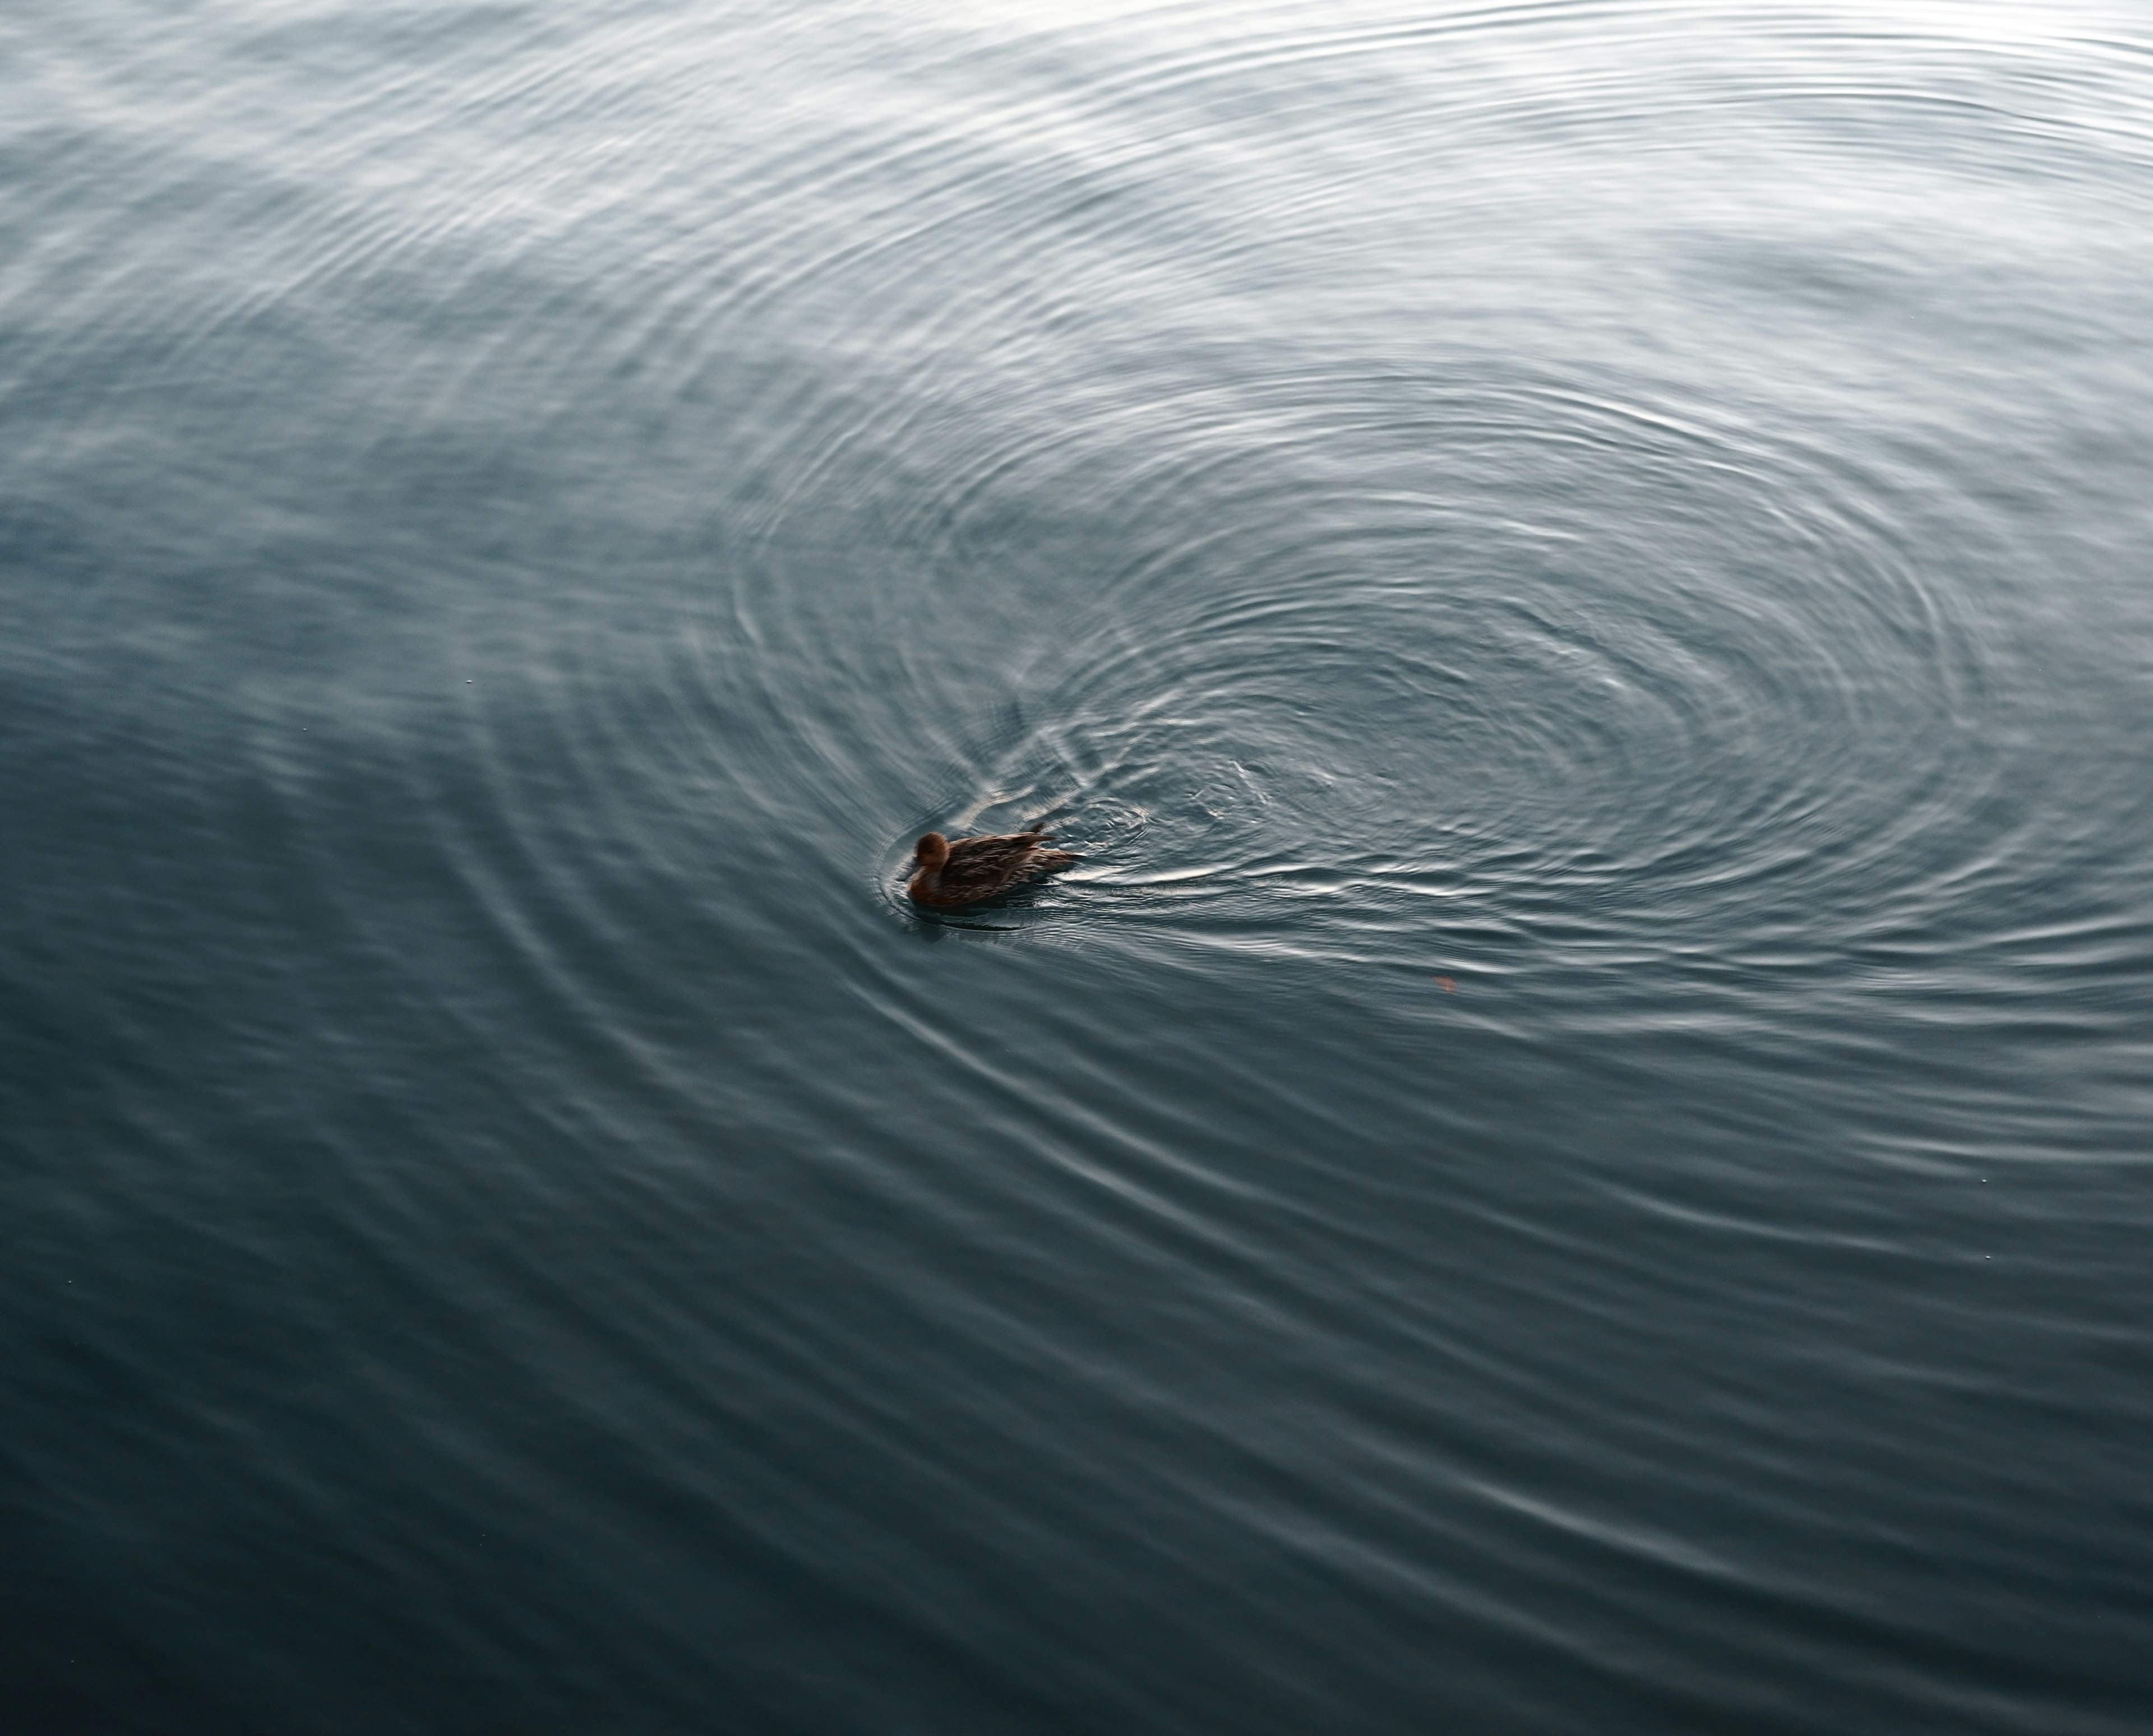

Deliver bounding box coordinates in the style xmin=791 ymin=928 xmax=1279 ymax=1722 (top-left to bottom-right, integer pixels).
xmin=907 ymin=826 xmax=1079 ymax=908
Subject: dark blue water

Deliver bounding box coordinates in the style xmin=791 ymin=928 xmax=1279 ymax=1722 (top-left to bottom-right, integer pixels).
xmin=7 ymin=3 xmax=2152 ymax=1731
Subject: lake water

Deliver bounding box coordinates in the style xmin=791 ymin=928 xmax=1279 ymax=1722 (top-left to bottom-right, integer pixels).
xmin=6 ymin=3 xmax=2152 ymax=1731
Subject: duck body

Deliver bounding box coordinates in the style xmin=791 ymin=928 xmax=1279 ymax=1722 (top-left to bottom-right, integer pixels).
xmin=907 ymin=827 xmax=1079 ymax=908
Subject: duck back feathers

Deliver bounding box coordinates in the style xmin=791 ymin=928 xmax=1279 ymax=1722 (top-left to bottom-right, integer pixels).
xmin=908 ymin=828 xmax=1078 ymax=907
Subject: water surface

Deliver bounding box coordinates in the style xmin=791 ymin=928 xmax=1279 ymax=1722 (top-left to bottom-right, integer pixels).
xmin=5 ymin=2 xmax=2152 ymax=1732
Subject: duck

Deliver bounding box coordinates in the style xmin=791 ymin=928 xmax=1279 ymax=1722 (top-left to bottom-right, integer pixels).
xmin=907 ymin=825 xmax=1079 ymax=908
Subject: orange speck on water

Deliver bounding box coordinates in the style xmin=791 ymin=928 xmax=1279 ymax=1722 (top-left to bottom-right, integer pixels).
xmin=1435 ymin=976 xmax=1456 ymax=992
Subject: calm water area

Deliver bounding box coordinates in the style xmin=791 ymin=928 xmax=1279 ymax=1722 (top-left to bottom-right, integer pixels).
xmin=5 ymin=2 xmax=2152 ymax=1731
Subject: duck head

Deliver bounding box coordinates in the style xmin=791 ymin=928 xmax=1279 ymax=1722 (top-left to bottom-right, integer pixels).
xmin=914 ymin=833 xmax=951 ymax=873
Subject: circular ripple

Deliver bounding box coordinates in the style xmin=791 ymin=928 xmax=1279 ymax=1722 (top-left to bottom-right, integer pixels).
xmin=589 ymin=2 xmax=2153 ymax=996
xmin=830 ymin=364 xmax=1999 ymax=980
